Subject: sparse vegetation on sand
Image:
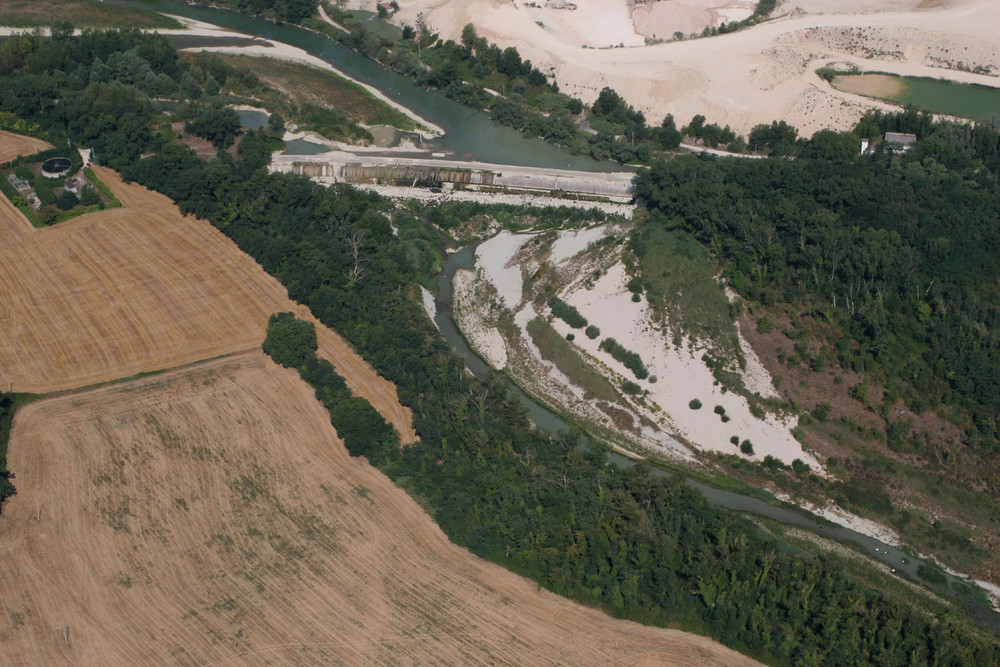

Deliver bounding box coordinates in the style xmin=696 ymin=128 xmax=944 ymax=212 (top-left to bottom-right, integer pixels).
xmin=217 ymin=54 xmax=419 ymax=133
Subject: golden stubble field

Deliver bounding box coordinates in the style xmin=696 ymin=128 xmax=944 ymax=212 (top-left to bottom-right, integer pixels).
xmin=0 ymin=353 xmax=758 ymax=666
xmin=0 ymin=141 xmax=413 ymax=441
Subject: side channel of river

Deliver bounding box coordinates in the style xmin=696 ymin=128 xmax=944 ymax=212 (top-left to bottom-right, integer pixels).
xmin=114 ymin=0 xmax=623 ymax=171
xmin=437 ymin=243 xmax=1000 ymax=631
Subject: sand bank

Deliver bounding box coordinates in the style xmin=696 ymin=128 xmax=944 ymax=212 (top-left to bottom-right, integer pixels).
xmin=560 ymin=261 xmax=819 ymax=467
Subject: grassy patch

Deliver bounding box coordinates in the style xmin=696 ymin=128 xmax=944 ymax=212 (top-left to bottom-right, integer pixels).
xmin=0 ymin=0 xmax=181 ymax=28
xmin=635 ymin=226 xmax=738 ymax=356
xmin=217 ymin=54 xmax=418 ymax=133
xmin=526 ymin=317 xmax=619 ymax=403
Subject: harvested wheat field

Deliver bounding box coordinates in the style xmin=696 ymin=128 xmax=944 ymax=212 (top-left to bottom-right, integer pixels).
xmin=0 ymin=130 xmax=52 ymax=162
xmin=0 ymin=147 xmax=414 ymax=441
xmin=0 ymin=352 xmax=756 ymax=666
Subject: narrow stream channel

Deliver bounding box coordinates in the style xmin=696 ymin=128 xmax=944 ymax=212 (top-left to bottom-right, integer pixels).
xmin=437 ymin=241 xmax=1000 ymax=631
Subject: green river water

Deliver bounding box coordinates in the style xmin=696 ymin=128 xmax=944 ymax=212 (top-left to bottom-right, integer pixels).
xmin=841 ymin=73 xmax=1000 ymax=122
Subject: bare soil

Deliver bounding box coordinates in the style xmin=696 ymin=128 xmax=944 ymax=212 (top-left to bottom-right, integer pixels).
xmin=0 ymin=145 xmax=414 ymax=442
xmin=0 ymin=352 xmax=758 ymax=666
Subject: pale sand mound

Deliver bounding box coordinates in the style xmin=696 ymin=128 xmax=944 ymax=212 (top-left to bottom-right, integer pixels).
xmin=0 ymin=352 xmax=759 ymax=666
xmin=527 ymin=0 xmax=644 ymax=48
xmin=0 ymin=139 xmax=414 ymax=442
xmin=633 ymin=0 xmax=755 ymax=40
xmin=383 ymin=0 xmax=1000 ymax=135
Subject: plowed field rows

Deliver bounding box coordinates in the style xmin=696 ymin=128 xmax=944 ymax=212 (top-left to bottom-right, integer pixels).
xmin=0 ymin=130 xmax=52 ymax=162
xmin=0 ymin=353 xmax=757 ymax=666
xmin=0 ymin=152 xmax=413 ymax=441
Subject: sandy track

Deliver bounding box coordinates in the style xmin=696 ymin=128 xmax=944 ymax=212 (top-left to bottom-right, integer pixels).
xmin=0 ymin=130 xmax=53 ymax=162
xmin=0 ymin=143 xmax=414 ymax=442
xmin=0 ymin=352 xmax=758 ymax=666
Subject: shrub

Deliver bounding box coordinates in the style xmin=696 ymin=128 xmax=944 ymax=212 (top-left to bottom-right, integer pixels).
xmin=740 ymin=440 xmax=754 ymax=455
xmin=548 ymin=296 xmax=587 ymax=328
xmin=730 ymin=436 xmax=740 ymax=445
xmin=791 ymin=458 xmax=811 ymax=475
xmin=585 ymin=325 xmax=600 ymax=339
xmin=56 ymin=189 xmax=77 ymax=211
xmin=756 ymin=314 xmax=776 ymax=333
xmin=622 ymin=380 xmax=641 ymax=394
xmin=599 ymin=337 xmax=648 ymax=379
xmin=689 ymin=398 xmax=702 ymax=410
xmin=566 ymin=333 xmax=575 ymax=342
xmin=33 ymin=179 xmax=55 ymax=206
xmin=631 ymin=292 xmax=641 ymax=302
xmin=262 ymin=312 xmax=317 ymax=367
xmin=812 ymin=402 xmax=832 ymax=422
xmin=713 ymin=405 xmax=726 ymax=415
xmin=763 ymin=455 xmax=786 ymax=471
xmin=80 ymin=184 xmax=100 ymax=206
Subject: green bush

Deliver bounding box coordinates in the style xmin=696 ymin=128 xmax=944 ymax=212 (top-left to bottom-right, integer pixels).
xmin=689 ymin=398 xmax=702 ymax=410
xmin=622 ymin=380 xmax=641 ymax=394
xmin=33 ymin=179 xmax=55 ymax=206
xmin=585 ymin=325 xmax=600 ymax=339
xmin=262 ymin=312 xmax=317 ymax=367
xmin=548 ymin=296 xmax=588 ymax=329
xmin=812 ymin=402 xmax=832 ymax=422
xmin=13 ymin=164 xmax=33 ymax=180
xmin=740 ymin=440 xmax=755 ymax=455
xmin=599 ymin=337 xmax=648 ymax=379
xmin=730 ymin=435 xmax=740 ymax=445
xmin=56 ymin=189 xmax=77 ymax=211
xmin=791 ymin=458 xmax=811 ymax=475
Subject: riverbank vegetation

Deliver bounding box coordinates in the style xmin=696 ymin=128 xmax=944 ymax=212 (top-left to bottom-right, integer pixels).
xmin=3 ymin=26 xmax=1000 ymax=663
xmin=312 ymin=7 xmax=740 ymax=163
xmin=214 ymin=53 xmax=419 ymax=133
xmin=635 ymin=109 xmax=1000 ymax=579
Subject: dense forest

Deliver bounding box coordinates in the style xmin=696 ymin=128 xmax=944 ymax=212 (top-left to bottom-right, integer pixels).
xmin=635 ymin=115 xmax=1000 ymax=453
xmin=2 ymin=27 xmax=1000 ymax=664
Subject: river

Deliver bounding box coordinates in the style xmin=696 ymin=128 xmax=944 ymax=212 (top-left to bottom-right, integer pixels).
xmin=437 ymin=241 xmax=1000 ymax=630
xmin=113 ymin=0 xmax=622 ymax=171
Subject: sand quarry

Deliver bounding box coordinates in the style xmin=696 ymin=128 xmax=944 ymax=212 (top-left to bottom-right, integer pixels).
xmin=0 ymin=134 xmax=762 ymax=662
xmin=367 ymin=0 xmax=1000 ymax=135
